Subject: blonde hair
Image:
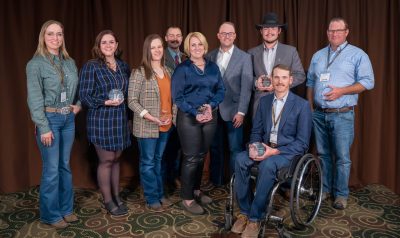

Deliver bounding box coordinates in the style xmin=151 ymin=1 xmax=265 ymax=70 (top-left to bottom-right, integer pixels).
xmin=183 ymin=32 xmax=208 ymax=57
xmin=34 ymin=20 xmax=70 ymax=59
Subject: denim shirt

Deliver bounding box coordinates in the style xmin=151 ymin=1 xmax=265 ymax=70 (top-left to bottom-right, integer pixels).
xmin=306 ymin=42 xmax=374 ymax=108
xmin=26 ymin=54 xmax=79 ymax=134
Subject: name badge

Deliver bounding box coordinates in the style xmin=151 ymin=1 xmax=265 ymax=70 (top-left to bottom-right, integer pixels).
xmin=61 ymin=91 xmax=67 ymax=103
xmin=270 ymin=130 xmax=278 ymax=144
xmin=320 ymin=72 xmax=330 ymax=82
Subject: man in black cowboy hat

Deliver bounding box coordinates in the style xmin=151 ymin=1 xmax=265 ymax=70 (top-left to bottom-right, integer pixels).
xmin=248 ymin=12 xmax=305 ymax=118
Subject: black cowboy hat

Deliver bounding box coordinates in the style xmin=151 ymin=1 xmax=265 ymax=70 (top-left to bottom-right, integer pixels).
xmin=255 ymin=12 xmax=287 ymax=30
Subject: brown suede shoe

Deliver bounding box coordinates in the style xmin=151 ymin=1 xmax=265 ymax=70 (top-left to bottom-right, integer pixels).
xmin=50 ymin=219 xmax=69 ymax=229
xmin=147 ymin=203 xmax=165 ymax=212
xmin=231 ymin=214 xmax=248 ymax=234
xmin=333 ymin=197 xmax=347 ymax=210
xmin=194 ymin=191 xmax=212 ymax=205
xmin=160 ymin=197 xmax=173 ymax=208
xmin=181 ymin=200 xmax=204 ymax=215
xmin=241 ymin=221 xmax=260 ymax=238
xmin=63 ymin=214 xmax=78 ymax=223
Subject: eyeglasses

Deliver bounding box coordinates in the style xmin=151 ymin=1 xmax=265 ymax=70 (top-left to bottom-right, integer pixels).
xmin=219 ymin=32 xmax=236 ymax=38
xmin=327 ymin=29 xmax=347 ymax=34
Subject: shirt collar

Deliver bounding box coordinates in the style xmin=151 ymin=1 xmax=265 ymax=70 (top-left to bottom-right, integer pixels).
xmin=274 ymin=91 xmax=289 ymax=103
xmin=263 ymin=41 xmax=278 ymax=51
xmin=219 ymin=45 xmax=234 ymax=55
xmin=167 ymin=47 xmax=180 ymax=58
xmin=329 ymin=41 xmax=348 ymax=52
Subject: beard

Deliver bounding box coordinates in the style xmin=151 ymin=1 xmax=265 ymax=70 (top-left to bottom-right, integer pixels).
xmin=265 ymin=38 xmax=278 ymax=44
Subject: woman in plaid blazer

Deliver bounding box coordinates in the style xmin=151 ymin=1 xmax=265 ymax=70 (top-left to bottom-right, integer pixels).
xmin=128 ymin=34 xmax=176 ymax=212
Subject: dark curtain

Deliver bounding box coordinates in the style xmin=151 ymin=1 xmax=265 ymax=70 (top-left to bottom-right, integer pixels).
xmin=0 ymin=0 xmax=399 ymax=194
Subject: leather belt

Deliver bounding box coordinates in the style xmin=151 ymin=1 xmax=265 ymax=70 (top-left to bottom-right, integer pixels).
xmin=45 ymin=106 xmax=71 ymax=115
xmin=315 ymin=106 xmax=353 ymax=113
xmin=269 ymin=142 xmax=277 ymax=148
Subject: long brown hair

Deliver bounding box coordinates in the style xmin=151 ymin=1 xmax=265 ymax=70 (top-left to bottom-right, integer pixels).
xmin=34 ymin=20 xmax=70 ymax=59
xmin=140 ymin=34 xmax=165 ymax=80
xmin=91 ymin=30 xmax=122 ymax=64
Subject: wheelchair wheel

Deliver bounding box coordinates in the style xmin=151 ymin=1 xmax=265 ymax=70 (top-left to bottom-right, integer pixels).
xmin=290 ymin=154 xmax=323 ymax=228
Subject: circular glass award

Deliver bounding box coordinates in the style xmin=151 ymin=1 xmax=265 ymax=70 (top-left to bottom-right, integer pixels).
xmin=108 ymin=89 xmax=124 ymax=101
xmin=252 ymin=142 xmax=265 ymax=156
xmin=261 ymin=75 xmax=271 ymax=87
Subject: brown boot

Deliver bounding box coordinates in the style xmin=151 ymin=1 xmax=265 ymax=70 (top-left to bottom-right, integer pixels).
xmin=231 ymin=214 xmax=248 ymax=234
xmin=63 ymin=214 xmax=78 ymax=223
xmin=241 ymin=221 xmax=260 ymax=238
xmin=49 ymin=220 xmax=69 ymax=229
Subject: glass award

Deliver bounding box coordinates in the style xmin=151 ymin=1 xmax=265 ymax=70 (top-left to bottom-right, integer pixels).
xmin=160 ymin=110 xmax=172 ymax=124
xmin=108 ymin=89 xmax=124 ymax=101
xmin=252 ymin=142 xmax=266 ymax=156
xmin=261 ymin=75 xmax=271 ymax=87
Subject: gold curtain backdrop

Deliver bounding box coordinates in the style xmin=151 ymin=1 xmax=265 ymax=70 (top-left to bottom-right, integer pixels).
xmin=0 ymin=0 xmax=399 ymax=194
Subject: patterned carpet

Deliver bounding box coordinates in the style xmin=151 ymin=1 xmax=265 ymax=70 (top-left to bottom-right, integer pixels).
xmin=0 ymin=184 xmax=399 ymax=237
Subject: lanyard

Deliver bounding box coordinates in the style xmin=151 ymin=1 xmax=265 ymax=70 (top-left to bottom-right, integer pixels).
xmin=272 ymin=99 xmax=284 ymax=129
xmin=326 ymin=43 xmax=349 ymax=70
xmin=47 ymin=54 xmax=65 ymax=86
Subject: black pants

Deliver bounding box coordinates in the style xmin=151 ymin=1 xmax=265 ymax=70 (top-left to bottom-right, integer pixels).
xmin=177 ymin=109 xmax=218 ymax=200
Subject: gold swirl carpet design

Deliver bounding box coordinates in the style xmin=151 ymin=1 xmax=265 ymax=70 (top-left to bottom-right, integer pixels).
xmin=0 ymin=184 xmax=399 ymax=237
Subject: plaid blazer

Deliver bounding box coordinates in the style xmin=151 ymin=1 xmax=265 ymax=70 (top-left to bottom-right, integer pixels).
xmin=128 ymin=66 xmax=176 ymax=138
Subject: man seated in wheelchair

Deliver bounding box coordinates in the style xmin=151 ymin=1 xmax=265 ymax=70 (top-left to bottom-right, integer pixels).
xmin=231 ymin=64 xmax=312 ymax=237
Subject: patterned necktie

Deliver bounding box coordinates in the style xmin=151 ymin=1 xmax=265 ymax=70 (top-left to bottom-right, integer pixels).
xmin=174 ymin=54 xmax=179 ymax=66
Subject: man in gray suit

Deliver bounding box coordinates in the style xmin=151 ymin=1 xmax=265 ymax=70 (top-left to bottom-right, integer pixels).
xmin=164 ymin=26 xmax=184 ymax=70
xmin=248 ymin=12 xmax=305 ymax=118
xmin=207 ymin=22 xmax=253 ymax=186
xmin=162 ymin=26 xmax=185 ymax=190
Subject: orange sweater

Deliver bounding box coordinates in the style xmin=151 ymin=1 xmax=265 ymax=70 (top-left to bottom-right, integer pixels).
xmin=156 ymin=73 xmax=172 ymax=132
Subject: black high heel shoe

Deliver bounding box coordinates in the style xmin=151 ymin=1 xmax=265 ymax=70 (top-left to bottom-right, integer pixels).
xmin=104 ymin=201 xmax=128 ymax=216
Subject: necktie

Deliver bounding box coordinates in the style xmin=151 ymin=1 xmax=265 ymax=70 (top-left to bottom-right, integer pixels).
xmin=174 ymin=54 xmax=179 ymax=66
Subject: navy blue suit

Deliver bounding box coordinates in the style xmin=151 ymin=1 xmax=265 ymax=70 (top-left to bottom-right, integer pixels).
xmin=235 ymin=91 xmax=312 ymax=221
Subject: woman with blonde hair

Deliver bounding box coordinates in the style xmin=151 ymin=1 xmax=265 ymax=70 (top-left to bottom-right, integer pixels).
xmin=26 ymin=20 xmax=81 ymax=228
xmin=172 ymin=32 xmax=225 ymax=215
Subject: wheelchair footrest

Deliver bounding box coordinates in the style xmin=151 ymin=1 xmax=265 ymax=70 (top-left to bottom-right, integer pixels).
xmin=268 ymin=215 xmax=284 ymax=224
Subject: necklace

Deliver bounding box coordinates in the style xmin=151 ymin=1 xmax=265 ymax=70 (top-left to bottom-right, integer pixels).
xmin=106 ymin=61 xmax=126 ymax=101
xmin=191 ymin=63 xmax=205 ymax=76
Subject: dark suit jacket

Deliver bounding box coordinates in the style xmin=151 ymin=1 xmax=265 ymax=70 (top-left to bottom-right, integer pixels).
xmin=248 ymin=42 xmax=306 ymax=117
xmin=250 ymin=91 xmax=312 ymax=159
xmin=206 ymin=46 xmax=253 ymax=121
xmin=164 ymin=47 xmax=186 ymax=71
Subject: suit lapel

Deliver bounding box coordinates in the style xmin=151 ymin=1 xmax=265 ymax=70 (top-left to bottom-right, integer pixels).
xmin=274 ymin=43 xmax=283 ymax=66
xmin=278 ymin=92 xmax=295 ymax=131
xmin=256 ymin=44 xmax=267 ymax=75
xmin=264 ymin=96 xmax=274 ymax=136
xmin=224 ymin=47 xmax=239 ymax=79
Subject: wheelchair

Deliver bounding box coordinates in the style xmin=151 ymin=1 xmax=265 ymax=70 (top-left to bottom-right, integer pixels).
xmin=224 ymin=153 xmax=323 ymax=238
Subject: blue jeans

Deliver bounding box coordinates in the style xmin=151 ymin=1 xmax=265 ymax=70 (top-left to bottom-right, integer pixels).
xmin=210 ymin=119 xmax=244 ymax=185
xmin=235 ymin=151 xmax=290 ymax=221
xmin=137 ymin=130 xmax=171 ymax=205
xmin=161 ymin=126 xmax=181 ymax=184
xmin=313 ymin=110 xmax=354 ymax=199
xmin=35 ymin=112 xmax=75 ymax=224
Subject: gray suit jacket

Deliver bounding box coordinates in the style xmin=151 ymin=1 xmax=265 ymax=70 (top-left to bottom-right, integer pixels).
xmin=248 ymin=42 xmax=305 ymax=117
xmin=206 ymin=46 xmax=253 ymax=121
xmin=164 ymin=47 xmax=185 ymax=71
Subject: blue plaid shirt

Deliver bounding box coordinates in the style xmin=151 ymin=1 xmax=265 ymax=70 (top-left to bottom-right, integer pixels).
xmin=79 ymin=59 xmax=131 ymax=151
